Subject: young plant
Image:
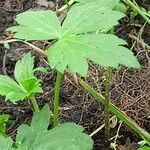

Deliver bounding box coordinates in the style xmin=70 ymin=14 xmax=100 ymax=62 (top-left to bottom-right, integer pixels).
xmin=3 ymin=0 xmax=150 ymax=145
xmin=6 ymin=0 xmax=140 ymax=124
xmin=0 ymin=53 xmax=43 ymax=112
xmin=0 ymin=105 xmax=93 ymax=149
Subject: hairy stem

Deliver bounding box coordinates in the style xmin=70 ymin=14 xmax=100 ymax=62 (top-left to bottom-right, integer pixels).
xmin=104 ymin=67 xmax=111 ymax=141
xmin=123 ymin=0 xmax=150 ymax=24
xmin=30 ymin=96 xmax=39 ymax=112
xmin=53 ymin=71 xmax=63 ymax=127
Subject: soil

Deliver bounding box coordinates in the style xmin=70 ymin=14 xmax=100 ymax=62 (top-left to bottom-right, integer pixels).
xmin=0 ymin=0 xmax=150 ymax=150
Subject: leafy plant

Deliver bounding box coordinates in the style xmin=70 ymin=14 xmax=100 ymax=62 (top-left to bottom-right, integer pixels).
xmin=0 ymin=53 xmax=42 ymax=112
xmin=7 ymin=0 xmax=140 ymax=127
xmin=0 ymin=105 xmax=93 ymax=150
xmin=1 ymin=0 xmax=149 ymax=146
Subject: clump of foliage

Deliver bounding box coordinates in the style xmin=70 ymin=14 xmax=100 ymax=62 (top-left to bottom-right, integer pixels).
xmin=0 ymin=53 xmax=43 ymax=112
xmin=0 ymin=0 xmax=149 ymax=149
xmin=0 ymin=104 xmax=93 ymax=149
xmin=7 ymin=0 xmax=140 ymax=76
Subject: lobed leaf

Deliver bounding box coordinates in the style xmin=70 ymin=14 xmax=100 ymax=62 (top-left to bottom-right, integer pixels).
xmin=16 ymin=105 xmax=93 ymax=150
xmin=48 ymin=34 xmax=140 ymax=76
xmin=7 ymin=1 xmax=140 ymax=77
xmin=0 ymin=53 xmax=43 ymax=103
xmin=0 ymin=75 xmax=27 ymax=102
xmin=61 ymin=0 xmax=124 ymax=35
xmin=14 ymin=52 xmax=43 ymax=94
xmin=14 ymin=53 xmax=35 ymax=83
xmin=7 ymin=10 xmax=61 ymax=41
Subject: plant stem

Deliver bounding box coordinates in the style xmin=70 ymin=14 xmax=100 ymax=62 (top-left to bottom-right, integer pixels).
xmin=53 ymin=71 xmax=63 ymax=127
xmin=78 ymin=78 xmax=150 ymax=145
xmin=3 ymin=40 xmax=149 ymax=144
xmin=123 ymin=0 xmax=150 ymax=24
xmin=30 ymin=96 xmax=39 ymax=112
xmin=104 ymin=67 xmax=111 ymax=141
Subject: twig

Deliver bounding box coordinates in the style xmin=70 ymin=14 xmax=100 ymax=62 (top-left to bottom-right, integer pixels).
xmin=0 ymin=39 xmax=47 ymax=56
xmin=129 ymin=35 xmax=150 ymax=50
xmin=89 ymin=116 xmax=116 ymax=137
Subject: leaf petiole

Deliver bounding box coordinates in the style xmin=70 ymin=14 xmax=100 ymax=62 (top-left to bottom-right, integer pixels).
xmin=53 ymin=71 xmax=63 ymax=127
xmin=30 ymin=96 xmax=40 ymax=112
xmin=104 ymin=67 xmax=111 ymax=142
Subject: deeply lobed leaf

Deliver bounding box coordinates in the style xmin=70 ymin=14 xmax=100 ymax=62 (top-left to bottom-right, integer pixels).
xmin=16 ymin=105 xmax=93 ymax=150
xmin=0 ymin=75 xmax=27 ymax=102
xmin=7 ymin=0 xmax=140 ymax=77
xmin=61 ymin=0 xmax=124 ymax=35
xmin=0 ymin=53 xmax=43 ymax=103
xmin=0 ymin=105 xmax=93 ymax=150
xmin=7 ymin=10 xmax=61 ymax=41
xmin=48 ymin=34 xmax=140 ymax=76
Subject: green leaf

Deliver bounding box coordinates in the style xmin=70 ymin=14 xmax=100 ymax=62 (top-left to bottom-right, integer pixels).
xmin=7 ymin=1 xmax=140 ymax=77
xmin=113 ymin=1 xmax=127 ymax=13
xmin=14 ymin=52 xmax=43 ymax=94
xmin=7 ymin=10 xmax=61 ymax=41
xmin=16 ymin=105 xmax=93 ymax=150
xmin=75 ymin=0 xmax=120 ymax=8
xmin=61 ymin=0 xmax=124 ymax=35
xmin=0 ymin=53 xmax=43 ymax=103
xmin=0 ymin=135 xmax=13 ymax=150
xmin=0 ymin=75 xmax=27 ymax=102
xmin=14 ymin=52 xmax=35 ymax=83
xmin=48 ymin=34 xmax=140 ymax=76
xmin=0 ymin=115 xmax=9 ymax=136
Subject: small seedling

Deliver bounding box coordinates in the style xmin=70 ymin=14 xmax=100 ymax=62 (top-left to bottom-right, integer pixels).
xmin=0 ymin=53 xmax=43 ymax=112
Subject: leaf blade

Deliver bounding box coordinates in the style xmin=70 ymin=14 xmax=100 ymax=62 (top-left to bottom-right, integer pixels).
xmin=0 ymin=75 xmax=27 ymax=103
xmin=61 ymin=0 xmax=124 ymax=35
xmin=7 ymin=10 xmax=61 ymax=41
xmin=16 ymin=105 xmax=93 ymax=150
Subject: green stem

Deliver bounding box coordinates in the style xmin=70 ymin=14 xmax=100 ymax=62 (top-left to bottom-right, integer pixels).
xmin=123 ymin=0 xmax=150 ymax=24
xmin=30 ymin=96 xmax=39 ymax=112
xmin=53 ymin=71 xmax=63 ymax=127
xmin=78 ymin=78 xmax=150 ymax=145
xmin=104 ymin=67 xmax=111 ymax=141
